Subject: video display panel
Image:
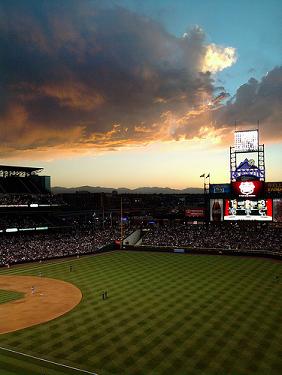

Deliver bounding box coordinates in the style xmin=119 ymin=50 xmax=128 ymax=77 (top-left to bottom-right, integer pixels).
xmin=273 ymin=199 xmax=282 ymax=222
xmin=234 ymin=130 xmax=258 ymax=152
xmin=232 ymin=181 xmax=264 ymax=198
xmin=224 ymin=199 xmax=272 ymax=221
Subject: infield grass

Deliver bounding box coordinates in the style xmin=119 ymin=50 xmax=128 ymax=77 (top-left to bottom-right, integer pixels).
xmin=0 ymin=251 xmax=281 ymax=375
xmin=0 ymin=290 xmax=23 ymax=305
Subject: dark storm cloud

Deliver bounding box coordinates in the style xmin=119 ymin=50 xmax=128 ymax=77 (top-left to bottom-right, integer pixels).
xmin=0 ymin=1 xmax=280 ymax=157
xmin=214 ymin=66 xmax=282 ymax=140
xmin=0 ymin=0 xmax=219 ymax=155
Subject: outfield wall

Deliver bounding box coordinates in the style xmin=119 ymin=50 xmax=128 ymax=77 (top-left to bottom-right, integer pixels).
xmin=122 ymin=244 xmax=282 ymax=260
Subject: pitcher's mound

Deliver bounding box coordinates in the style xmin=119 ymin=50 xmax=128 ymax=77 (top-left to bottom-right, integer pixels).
xmin=0 ymin=276 xmax=82 ymax=334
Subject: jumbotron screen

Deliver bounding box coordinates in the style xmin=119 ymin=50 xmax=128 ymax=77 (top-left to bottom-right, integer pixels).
xmin=224 ymin=199 xmax=272 ymax=221
xmin=232 ymin=181 xmax=264 ymax=198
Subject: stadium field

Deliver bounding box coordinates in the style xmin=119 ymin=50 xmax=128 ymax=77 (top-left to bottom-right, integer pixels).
xmin=0 ymin=251 xmax=281 ymax=375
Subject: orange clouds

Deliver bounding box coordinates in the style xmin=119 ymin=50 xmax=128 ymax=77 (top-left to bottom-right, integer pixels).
xmin=39 ymin=83 xmax=104 ymax=111
xmin=0 ymin=1 xmax=280 ymax=164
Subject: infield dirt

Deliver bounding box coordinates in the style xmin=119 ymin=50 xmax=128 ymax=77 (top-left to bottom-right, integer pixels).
xmin=0 ymin=276 xmax=82 ymax=334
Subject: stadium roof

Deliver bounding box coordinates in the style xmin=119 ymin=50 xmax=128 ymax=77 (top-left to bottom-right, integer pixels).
xmin=0 ymin=165 xmax=43 ymax=175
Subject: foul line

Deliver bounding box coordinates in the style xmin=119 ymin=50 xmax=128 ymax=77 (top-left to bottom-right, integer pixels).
xmin=0 ymin=346 xmax=97 ymax=374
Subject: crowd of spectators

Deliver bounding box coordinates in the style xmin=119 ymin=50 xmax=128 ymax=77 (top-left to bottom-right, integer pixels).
xmin=141 ymin=223 xmax=282 ymax=254
xmin=1 ymin=221 xmax=281 ymax=266
xmin=0 ymin=228 xmax=129 ymax=266
xmin=0 ymin=214 xmax=65 ymax=230
xmin=0 ymin=194 xmax=65 ymax=206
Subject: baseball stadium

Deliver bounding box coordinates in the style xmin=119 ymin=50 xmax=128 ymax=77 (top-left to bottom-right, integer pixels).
xmin=0 ymin=129 xmax=281 ymax=375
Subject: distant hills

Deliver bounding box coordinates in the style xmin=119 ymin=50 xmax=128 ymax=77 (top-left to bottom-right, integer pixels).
xmin=52 ymin=186 xmax=203 ymax=194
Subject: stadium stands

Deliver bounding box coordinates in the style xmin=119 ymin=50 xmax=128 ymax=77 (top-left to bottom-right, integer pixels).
xmin=0 ymin=228 xmax=129 ymax=266
xmin=1 ymin=164 xmax=281 ymax=267
xmin=0 ymin=194 xmax=65 ymax=207
xmin=141 ymin=223 xmax=282 ymax=254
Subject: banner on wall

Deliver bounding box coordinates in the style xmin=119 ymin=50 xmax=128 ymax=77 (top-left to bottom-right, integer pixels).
xmin=185 ymin=209 xmax=205 ymax=218
xmin=265 ymin=182 xmax=282 ymax=194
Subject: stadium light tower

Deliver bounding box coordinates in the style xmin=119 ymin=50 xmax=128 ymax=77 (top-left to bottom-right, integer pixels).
xmin=200 ymin=173 xmax=210 ymax=194
xmin=200 ymin=173 xmax=210 ymax=225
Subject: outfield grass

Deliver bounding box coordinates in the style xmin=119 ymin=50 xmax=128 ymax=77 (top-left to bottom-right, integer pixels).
xmin=0 ymin=251 xmax=281 ymax=375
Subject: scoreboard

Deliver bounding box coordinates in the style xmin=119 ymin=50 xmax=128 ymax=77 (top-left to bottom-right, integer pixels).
xmin=224 ymin=199 xmax=272 ymax=221
xmin=234 ymin=130 xmax=258 ymax=152
xmin=209 ymin=128 xmax=281 ymax=222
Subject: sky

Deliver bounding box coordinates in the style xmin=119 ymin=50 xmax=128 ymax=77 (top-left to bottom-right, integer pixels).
xmin=0 ymin=0 xmax=281 ymax=188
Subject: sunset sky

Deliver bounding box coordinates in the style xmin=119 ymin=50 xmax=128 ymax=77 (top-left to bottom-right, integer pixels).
xmin=1 ymin=0 xmax=281 ymax=188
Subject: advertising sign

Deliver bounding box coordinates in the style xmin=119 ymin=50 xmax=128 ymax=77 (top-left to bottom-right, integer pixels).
xmin=224 ymin=199 xmax=272 ymax=221
xmin=185 ymin=209 xmax=205 ymax=218
xmin=231 ymin=158 xmax=264 ymax=181
xmin=234 ymin=130 xmax=258 ymax=152
xmin=210 ymin=199 xmax=223 ymax=221
xmin=265 ymin=182 xmax=282 ymax=194
xmin=273 ymin=199 xmax=282 ymax=222
xmin=232 ymin=181 xmax=264 ymax=198
xmin=209 ymin=184 xmax=231 ymax=194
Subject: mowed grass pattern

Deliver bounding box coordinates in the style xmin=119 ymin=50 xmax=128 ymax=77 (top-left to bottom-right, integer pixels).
xmin=0 ymin=251 xmax=281 ymax=375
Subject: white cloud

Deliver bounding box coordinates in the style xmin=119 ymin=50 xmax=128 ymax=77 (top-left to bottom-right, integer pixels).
xmin=202 ymin=43 xmax=237 ymax=73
